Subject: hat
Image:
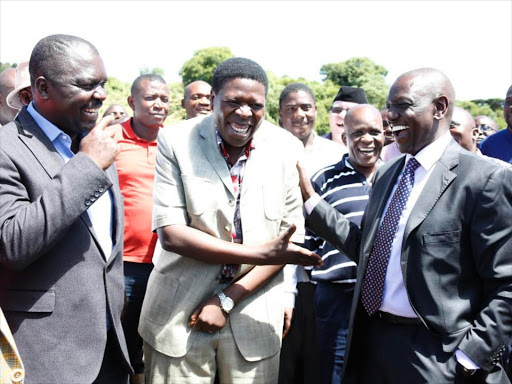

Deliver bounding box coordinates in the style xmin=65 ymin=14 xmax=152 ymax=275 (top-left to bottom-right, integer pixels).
xmin=6 ymin=61 xmax=30 ymax=109
xmin=333 ymin=86 xmax=368 ymax=105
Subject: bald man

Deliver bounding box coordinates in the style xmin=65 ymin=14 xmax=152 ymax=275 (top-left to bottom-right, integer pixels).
xmin=305 ymin=104 xmax=384 ymax=383
xmin=181 ymin=80 xmax=212 ymax=119
xmin=0 ymin=67 xmax=18 ymax=125
xmin=301 ymin=68 xmax=512 ymax=383
xmin=451 ymin=106 xmax=512 ymax=170
xmin=475 ymin=115 xmax=498 ymax=146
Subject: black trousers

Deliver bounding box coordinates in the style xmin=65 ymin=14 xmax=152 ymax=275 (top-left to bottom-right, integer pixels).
xmin=278 ymin=282 xmax=319 ymax=384
xmin=93 ymin=328 xmax=131 ymax=384
xmin=345 ymin=310 xmax=508 ymax=384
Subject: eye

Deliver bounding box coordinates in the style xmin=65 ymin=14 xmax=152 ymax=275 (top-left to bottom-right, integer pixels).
xmin=250 ymin=104 xmax=264 ymax=112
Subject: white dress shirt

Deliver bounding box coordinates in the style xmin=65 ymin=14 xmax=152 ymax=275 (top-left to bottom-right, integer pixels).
xmin=27 ymin=103 xmax=114 ymax=259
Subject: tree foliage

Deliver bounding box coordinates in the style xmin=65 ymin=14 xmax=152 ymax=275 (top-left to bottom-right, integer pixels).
xmin=139 ymin=67 xmax=165 ymax=76
xmin=456 ymin=99 xmax=506 ymax=130
xmin=179 ymin=47 xmax=234 ymax=86
xmin=320 ymin=57 xmax=389 ymax=109
xmin=0 ymin=62 xmax=17 ymax=73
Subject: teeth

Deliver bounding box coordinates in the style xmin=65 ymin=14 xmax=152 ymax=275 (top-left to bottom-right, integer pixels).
xmin=391 ymin=125 xmax=408 ymax=132
xmin=231 ymin=123 xmax=249 ymax=134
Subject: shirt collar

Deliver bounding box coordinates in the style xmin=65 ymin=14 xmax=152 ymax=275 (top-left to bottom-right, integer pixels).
xmin=215 ymin=129 xmax=255 ymax=165
xmin=122 ymin=118 xmax=160 ymax=143
xmin=27 ymin=102 xmax=66 ymax=143
xmin=406 ymin=131 xmax=452 ymax=172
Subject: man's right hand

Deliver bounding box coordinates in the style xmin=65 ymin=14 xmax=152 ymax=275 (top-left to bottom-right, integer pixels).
xmin=261 ymin=224 xmax=323 ymax=267
xmin=79 ymin=115 xmax=120 ymax=170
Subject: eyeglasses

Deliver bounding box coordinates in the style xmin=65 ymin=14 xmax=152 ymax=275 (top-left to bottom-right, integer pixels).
xmin=330 ymin=107 xmax=350 ymax=115
xmin=479 ymin=124 xmax=496 ymax=133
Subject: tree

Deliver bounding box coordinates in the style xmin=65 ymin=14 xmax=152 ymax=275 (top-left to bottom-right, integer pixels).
xmin=456 ymin=99 xmax=506 ymax=130
xmin=180 ymin=47 xmax=234 ymax=86
xmin=320 ymin=57 xmax=389 ymax=109
xmin=139 ymin=67 xmax=165 ymax=76
xmin=0 ymin=62 xmax=17 ymax=73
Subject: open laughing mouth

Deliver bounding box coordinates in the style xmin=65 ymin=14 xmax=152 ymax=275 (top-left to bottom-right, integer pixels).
xmin=391 ymin=125 xmax=409 ymax=139
xmin=230 ymin=122 xmax=251 ymax=135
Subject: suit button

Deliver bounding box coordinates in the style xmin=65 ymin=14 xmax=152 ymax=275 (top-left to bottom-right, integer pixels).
xmin=228 ymin=199 xmax=235 ymax=207
xmin=98 ymin=186 xmax=105 ymax=192
xmin=85 ymin=199 xmax=91 ymax=206
xmin=10 ymin=368 xmax=24 ymax=382
xmin=94 ymin=191 xmax=100 ymax=197
xmin=90 ymin=196 xmax=96 ymax=202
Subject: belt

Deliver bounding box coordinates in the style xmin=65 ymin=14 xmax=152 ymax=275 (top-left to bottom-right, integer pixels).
xmin=376 ymin=311 xmax=422 ymax=326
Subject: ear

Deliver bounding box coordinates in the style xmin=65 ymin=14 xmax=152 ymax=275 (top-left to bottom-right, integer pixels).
xmin=342 ymin=131 xmax=347 ymax=146
xmin=127 ymin=95 xmax=135 ymax=111
xmin=181 ymin=99 xmax=185 ymax=109
xmin=35 ymin=77 xmax=50 ymax=100
xmin=210 ymin=90 xmax=215 ymax=111
xmin=433 ymin=95 xmax=449 ymax=120
xmin=471 ymin=127 xmax=479 ymax=143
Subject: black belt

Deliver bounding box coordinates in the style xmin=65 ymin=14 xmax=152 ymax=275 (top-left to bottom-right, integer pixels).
xmin=376 ymin=311 xmax=422 ymax=326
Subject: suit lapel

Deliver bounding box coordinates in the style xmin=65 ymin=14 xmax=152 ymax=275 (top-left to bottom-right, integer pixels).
xmin=198 ymin=119 xmax=235 ymax=199
xmin=402 ymin=141 xmax=459 ymax=245
xmin=106 ymin=165 xmax=123 ymax=265
xmin=16 ymin=109 xmax=65 ymax=179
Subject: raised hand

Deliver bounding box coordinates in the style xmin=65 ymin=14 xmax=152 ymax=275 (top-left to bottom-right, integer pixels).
xmin=261 ymin=224 xmax=323 ymax=267
xmin=79 ymin=115 xmax=120 ymax=170
xmin=297 ymin=161 xmax=316 ymax=202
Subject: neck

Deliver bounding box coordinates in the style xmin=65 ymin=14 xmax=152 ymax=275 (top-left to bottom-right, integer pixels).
xmin=350 ymin=160 xmax=377 ymax=181
xmin=131 ymin=118 xmax=159 ymax=142
xmin=302 ymin=130 xmax=315 ymax=149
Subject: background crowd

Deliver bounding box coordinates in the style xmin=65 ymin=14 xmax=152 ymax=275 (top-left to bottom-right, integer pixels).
xmin=0 ymin=32 xmax=511 ymax=384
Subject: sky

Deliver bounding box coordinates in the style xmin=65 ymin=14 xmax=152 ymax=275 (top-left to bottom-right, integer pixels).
xmin=1 ymin=0 xmax=511 ymax=101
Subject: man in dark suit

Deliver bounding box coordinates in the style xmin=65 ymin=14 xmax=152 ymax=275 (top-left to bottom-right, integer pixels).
xmin=300 ymin=68 xmax=512 ymax=383
xmin=0 ymin=34 xmax=132 ymax=383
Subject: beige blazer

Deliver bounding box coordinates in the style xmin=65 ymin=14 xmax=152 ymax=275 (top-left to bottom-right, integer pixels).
xmin=139 ymin=115 xmax=305 ymax=362
xmin=1 ymin=308 xmax=24 ymax=384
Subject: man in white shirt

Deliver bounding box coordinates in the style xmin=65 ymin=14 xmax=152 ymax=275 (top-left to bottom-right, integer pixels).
xmin=300 ymin=68 xmax=512 ymax=383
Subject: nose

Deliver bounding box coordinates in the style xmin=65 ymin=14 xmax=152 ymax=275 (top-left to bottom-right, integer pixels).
xmin=237 ymin=104 xmax=252 ymax=118
xmin=93 ymin=85 xmax=107 ymax=101
xmin=360 ymin=133 xmax=373 ymax=143
xmin=387 ymin=108 xmax=398 ymax=122
xmin=199 ymin=96 xmax=210 ymax=106
xmin=295 ymin=107 xmax=306 ymax=118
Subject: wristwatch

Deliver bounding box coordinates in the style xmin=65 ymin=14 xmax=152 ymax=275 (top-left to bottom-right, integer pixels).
xmin=217 ymin=291 xmax=234 ymax=314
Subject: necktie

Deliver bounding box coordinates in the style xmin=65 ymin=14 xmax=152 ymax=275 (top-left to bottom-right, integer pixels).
xmin=361 ymin=157 xmax=421 ymax=316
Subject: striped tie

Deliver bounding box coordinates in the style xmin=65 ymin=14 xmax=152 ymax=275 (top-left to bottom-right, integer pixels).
xmin=361 ymin=157 xmax=420 ymax=316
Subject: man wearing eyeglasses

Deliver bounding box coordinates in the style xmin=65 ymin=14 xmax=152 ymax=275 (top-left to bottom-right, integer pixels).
xmin=480 ymin=86 xmax=512 ymax=164
xmin=475 ymin=115 xmax=498 ymax=146
xmin=324 ymin=86 xmax=369 ymax=149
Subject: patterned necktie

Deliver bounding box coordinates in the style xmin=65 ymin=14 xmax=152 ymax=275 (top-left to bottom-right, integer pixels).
xmin=361 ymin=157 xmax=421 ymax=316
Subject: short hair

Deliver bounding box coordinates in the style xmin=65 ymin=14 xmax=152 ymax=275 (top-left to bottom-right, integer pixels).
xmin=212 ymin=58 xmax=268 ymax=95
xmin=279 ymin=83 xmax=316 ymax=109
xmin=29 ymin=34 xmax=99 ymax=84
xmin=131 ymin=74 xmax=167 ymax=95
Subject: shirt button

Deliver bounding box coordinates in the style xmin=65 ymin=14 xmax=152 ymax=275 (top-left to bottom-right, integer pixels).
xmin=224 ymin=225 xmax=230 ymax=232
xmin=10 ymin=368 xmax=24 ymax=382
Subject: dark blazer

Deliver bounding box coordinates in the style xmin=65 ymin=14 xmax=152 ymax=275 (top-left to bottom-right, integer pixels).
xmin=308 ymin=139 xmax=512 ymax=383
xmin=0 ymin=108 xmax=131 ymax=383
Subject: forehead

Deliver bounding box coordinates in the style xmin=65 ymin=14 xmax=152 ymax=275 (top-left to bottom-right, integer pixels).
xmin=506 ymin=87 xmax=512 ymax=99
xmin=346 ymin=108 xmax=383 ymax=132
xmin=59 ymin=52 xmax=107 ymax=83
xmin=187 ymin=82 xmax=211 ymax=96
xmin=332 ymin=100 xmax=357 ymax=109
xmin=134 ymin=79 xmax=169 ymax=96
xmin=284 ymin=90 xmax=314 ymax=105
xmin=452 ymin=109 xmax=474 ymax=128
xmin=217 ymin=78 xmax=266 ymax=100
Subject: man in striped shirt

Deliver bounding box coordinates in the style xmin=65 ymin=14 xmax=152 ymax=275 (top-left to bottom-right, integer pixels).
xmin=305 ymin=104 xmax=385 ymax=384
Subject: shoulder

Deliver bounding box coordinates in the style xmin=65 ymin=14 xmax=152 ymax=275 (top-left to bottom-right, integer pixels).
xmin=481 ymin=129 xmax=510 ymax=149
xmin=256 ymin=121 xmax=304 ymax=155
xmin=159 ymin=114 xmax=212 ymax=146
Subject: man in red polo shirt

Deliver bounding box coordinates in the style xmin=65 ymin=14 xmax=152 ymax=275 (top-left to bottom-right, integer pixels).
xmin=113 ymin=74 xmax=170 ymax=384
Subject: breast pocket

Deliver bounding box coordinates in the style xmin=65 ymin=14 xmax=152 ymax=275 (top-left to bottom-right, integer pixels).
xmin=181 ymin=175 xmax=213 ymax=216
xmin=2 ymin=289 xmax=56 ymax=313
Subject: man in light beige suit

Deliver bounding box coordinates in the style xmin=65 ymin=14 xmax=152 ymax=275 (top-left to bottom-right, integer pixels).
xmin=139 ymin=58 xmax=322 ymax=384
xmin=1 ymin=308 xmax=24 ymax=384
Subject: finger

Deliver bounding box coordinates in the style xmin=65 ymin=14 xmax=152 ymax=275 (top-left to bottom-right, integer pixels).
xmin=281 ymin=224 xmax=296 ymax=244
xmin=92 ymin=114 xmax=115 ymax=132
xmin=188 ymin=308 xmax=201 ymax=327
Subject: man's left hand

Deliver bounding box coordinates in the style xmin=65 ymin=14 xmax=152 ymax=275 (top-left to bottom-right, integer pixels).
xmin=188 ymin=295 xmax=228 ymax=333
xmin=283 ymin=307 xmax=295 ymax=338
